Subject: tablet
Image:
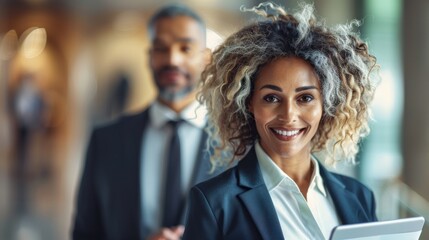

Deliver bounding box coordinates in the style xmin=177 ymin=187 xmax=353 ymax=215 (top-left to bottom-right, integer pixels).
xmin=329 ymin=216 xmax=425 ymax=240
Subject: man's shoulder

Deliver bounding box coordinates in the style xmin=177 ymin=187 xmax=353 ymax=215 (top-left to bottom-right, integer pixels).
xmin=93 ymin=109 xmax=149 ymax=134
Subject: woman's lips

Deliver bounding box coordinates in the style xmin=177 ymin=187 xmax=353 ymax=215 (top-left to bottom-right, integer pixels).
xmin=271 ymin=128 xmax=305 ymax=140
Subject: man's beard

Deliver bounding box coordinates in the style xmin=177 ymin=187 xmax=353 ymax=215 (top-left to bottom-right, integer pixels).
xmin=154 ymin=66 xmax=196 ymax=102
xmin=157 ymin=84 xmax=195 ymax=102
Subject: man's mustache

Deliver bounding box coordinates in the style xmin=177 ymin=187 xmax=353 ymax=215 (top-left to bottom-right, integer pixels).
xmin=156 ymin=66 xmax=189 ymax=77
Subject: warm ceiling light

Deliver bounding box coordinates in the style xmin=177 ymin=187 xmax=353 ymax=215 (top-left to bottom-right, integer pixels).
xmin=20 ymin=27 xmax=47 ymax=58
xmin=0 ymin=30 xmax=18 ymax=60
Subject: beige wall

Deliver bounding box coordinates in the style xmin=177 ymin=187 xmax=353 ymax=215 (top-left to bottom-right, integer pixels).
xmin=402 ymin=0 xmax=429 ymax=238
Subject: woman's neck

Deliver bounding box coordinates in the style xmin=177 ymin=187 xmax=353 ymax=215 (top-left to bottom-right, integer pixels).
xmin=273 ymin=154 xmax=314 ymax=199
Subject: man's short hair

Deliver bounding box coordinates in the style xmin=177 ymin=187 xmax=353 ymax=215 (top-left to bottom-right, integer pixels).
xmin=147 ymin=4 xmax=206 ymax=40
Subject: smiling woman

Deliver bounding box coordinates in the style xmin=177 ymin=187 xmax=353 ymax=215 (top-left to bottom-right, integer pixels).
xmin=183 ymin=2 xmax=380 ymax=240
xmin=201 ymin=3 xmax=379 ymax=169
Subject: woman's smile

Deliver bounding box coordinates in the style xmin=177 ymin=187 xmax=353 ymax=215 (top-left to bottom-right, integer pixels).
xmin=271 ymin=127 xmax=305 ymax=140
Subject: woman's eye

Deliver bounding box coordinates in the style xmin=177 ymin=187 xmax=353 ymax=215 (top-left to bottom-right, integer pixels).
xmin=299 ymin=95 xmax=314 ymax=102
xmin=263 ymin=95 xmax=279 ymax=103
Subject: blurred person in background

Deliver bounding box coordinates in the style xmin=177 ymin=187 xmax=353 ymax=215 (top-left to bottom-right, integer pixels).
xmin=8 ymin=74 xmax=47 ymax=229
xmin=183 ymin=2 xmax=379 ymax=239
xmin=72 ymin=4 xmax=213 ymax=240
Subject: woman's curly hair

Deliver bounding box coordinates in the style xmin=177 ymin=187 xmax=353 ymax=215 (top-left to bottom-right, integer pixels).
xmin=199 ymin=2 xmax=379 ymax=169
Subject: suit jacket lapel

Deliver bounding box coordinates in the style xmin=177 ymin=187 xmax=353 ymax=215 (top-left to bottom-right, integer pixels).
xmin=180 ymin=128 xmax=217 ymax=224
xmin=176 ymin=129 xmax=206 ymax=224
xmin=190 ymin=129 xmax=211 ymax=184
xmin=237 ymin=148 xmax=284 ymax=240
xmin=319 ymin=164 xmax=370 ymax=224
xmin=119 ymin=110 xmax=149 ymax=236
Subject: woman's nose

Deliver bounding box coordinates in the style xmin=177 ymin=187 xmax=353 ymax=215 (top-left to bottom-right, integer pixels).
xmin=277 ymin=102 xmax=297 ymax=123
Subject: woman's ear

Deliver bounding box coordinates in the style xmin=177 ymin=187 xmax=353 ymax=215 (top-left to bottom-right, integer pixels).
xmin=203 ymin=48 xmax=212 ymax=65
xmin=248 ymin=101 xmax=254 ymax=114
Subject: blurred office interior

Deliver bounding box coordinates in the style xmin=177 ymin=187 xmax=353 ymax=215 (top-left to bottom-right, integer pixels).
xmin=0 ymin=0 xmax=428 ymax=239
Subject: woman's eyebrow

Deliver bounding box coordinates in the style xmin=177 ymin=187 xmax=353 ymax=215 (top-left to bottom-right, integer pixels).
xmin=259 ymin=85 xmax=319 ymax=92
xmin=295 ymin=86 xmax=318 ymax=92
xmin=259 ymin=84 xmax=282 ymax=92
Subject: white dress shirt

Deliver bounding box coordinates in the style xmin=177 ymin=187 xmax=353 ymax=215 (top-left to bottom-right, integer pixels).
xmin=255 ymin=142 xmax=340 ymax=240
xmin=140 ymin=100 xmax=207 ymax=235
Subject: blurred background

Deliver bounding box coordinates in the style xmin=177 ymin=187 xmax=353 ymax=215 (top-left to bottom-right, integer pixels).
xmin=0 ymin=0 xmax=428 ymax=239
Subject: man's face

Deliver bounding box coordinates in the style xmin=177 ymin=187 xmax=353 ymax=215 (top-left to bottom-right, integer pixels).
xmin=149 ymin=15 xmax=208 ymax=103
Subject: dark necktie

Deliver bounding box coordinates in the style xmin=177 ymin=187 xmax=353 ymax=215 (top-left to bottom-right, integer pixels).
xmin=162 ymin=120 xmax=182 ymax=227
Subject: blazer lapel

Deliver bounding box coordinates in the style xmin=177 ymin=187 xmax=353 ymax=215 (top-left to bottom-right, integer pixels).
xmin=237 ymin=148 xmax=284 ymax=240
xmin=319 ymin=164 xmax=370 ymax=224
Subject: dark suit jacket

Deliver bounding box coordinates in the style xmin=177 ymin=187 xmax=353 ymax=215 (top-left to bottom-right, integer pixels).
xmin=183 ymin=147 xmax=377 ymax=240
xmin=72 ymin=108 xmax=216 ymax=240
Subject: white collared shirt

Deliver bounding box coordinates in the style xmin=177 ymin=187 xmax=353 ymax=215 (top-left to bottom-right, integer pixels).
xmin=141 ymin=100 xmax=207 ymax=236
xmin=255 ymin=142 xmax=340 ymax=240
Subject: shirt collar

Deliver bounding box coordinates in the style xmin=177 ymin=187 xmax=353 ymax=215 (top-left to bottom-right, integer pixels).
xmin=310 ymin=155 xmax=327 ymax=197
xmin=149 ymin=100 xmax=207 ymax=129
xmin=255 ymin=141 xmax=327 ymax=197
xmin=255 ymin=142 xmax=285 ymax=191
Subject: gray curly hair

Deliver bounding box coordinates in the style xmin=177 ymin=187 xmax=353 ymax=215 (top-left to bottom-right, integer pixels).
xmin=199 ymin=2 xmax=379 ymax=169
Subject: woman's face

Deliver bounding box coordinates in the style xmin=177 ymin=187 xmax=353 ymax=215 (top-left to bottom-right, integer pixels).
xmin=249 ymin=57 xmax=323 ymax=162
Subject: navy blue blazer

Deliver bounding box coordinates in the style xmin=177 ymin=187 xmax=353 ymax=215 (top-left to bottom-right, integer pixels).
xmin=72 ymin=108 xmax=216 ymax=240
xmin=183 ymin=147 xmax=377 ymax=240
